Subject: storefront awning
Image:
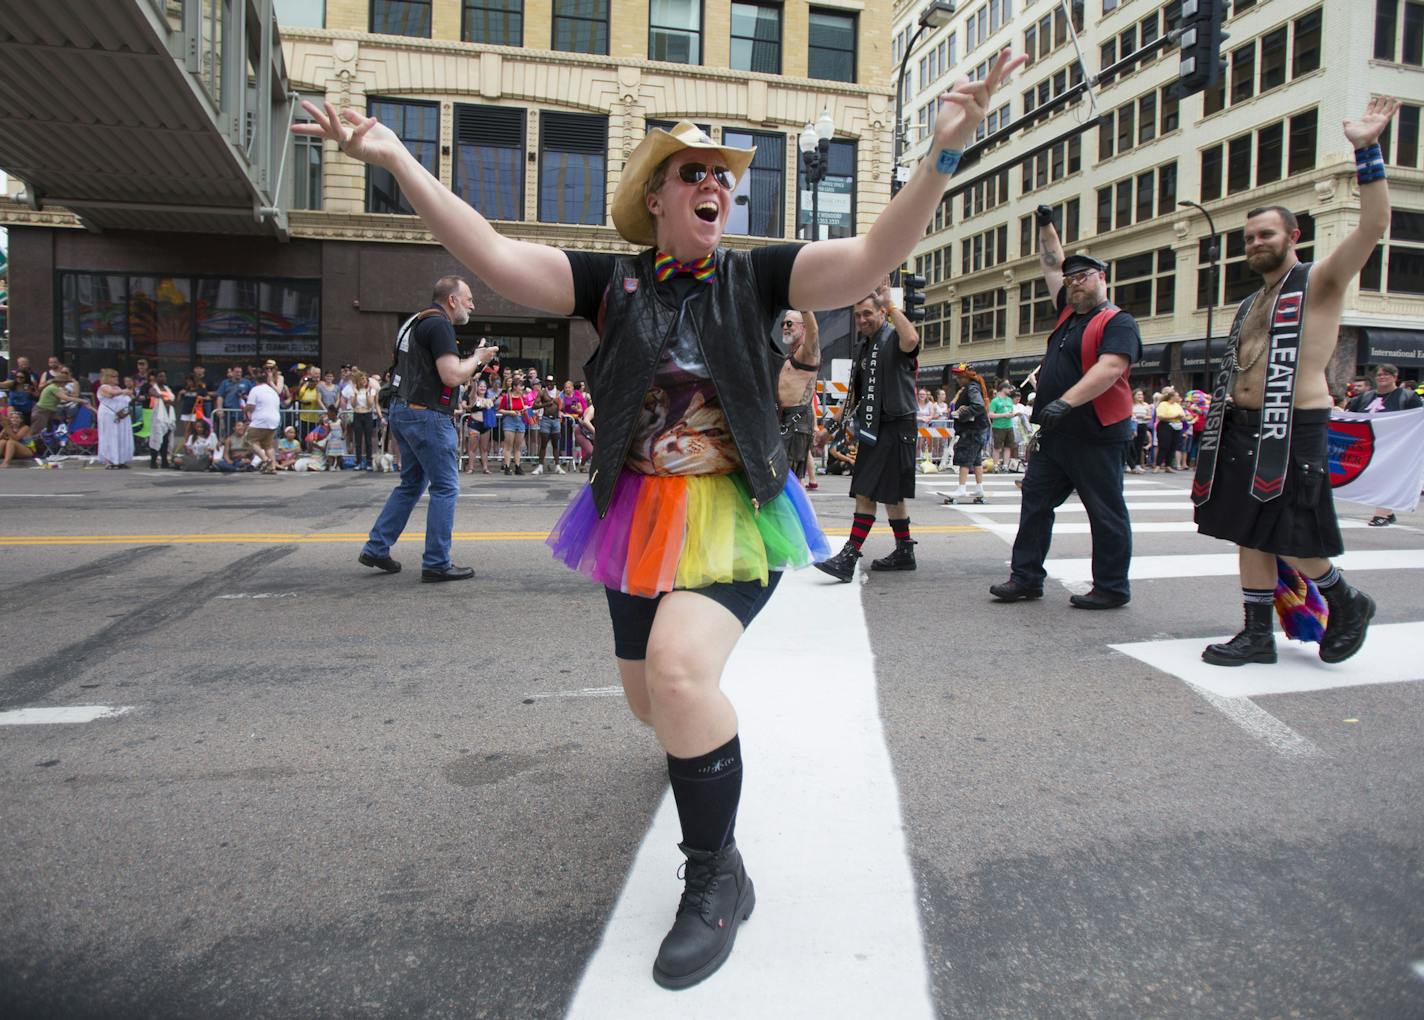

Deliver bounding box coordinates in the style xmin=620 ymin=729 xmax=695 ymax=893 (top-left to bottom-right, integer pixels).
xmin=1361 ymin=329 xmax=1424 ymax=367
xmin=1132 ymin=344 xmax=1170 ymax=376
xmin=1179 ymin=338 xmax=1230 ymax=372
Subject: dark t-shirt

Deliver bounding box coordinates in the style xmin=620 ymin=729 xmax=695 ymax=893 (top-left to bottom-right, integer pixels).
xmin=565 ymin=245 xmax=802 ymax=328
xmin=1347 ymin=386 xmax=1423 ymax=413
xmin=399 ymin=308 xmax=461 ymax=413
xmin=1033 ymin=289 xmax=1141 ymax=443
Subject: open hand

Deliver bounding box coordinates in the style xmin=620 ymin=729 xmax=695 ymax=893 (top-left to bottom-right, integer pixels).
xmin=293 ymin=100 xmax=405 ymax=169
xmin=932 ymin=49 xmax=1029 ymax=154
xmin=1343 ymin=96 xmax=1399 ymax=149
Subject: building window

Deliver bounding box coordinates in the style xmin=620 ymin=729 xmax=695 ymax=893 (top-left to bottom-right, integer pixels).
xmin=1112 ymin=249 xmax=1175 ymax=319
xmin=1139 ymin=91 xmax=1157 ymax=145
xmin=1158 ymin=162 xmax=1177 ymax=216
xmin=1230 ymin=42 xmax=1255 ymax=104
xmin=1161 ymin=86 xmax=1180 ymax=133
xmin=808 ymin=8 xmax=856 ymax=82
xmin=1021 ymin=135 xmax=1081 ymax=194
xmin=728 ymin=2 xmax=780 ymax=73
xmin=1135 ymin=171 xmax=1154 ymax=224
xmin=366 ymin=98 xmax=438 ymax=215
xmin=1200 ymin=144 xmax=1223 ymax=203
xmin=1292 ymin=8 xmax=1322 ymax=75
xmin=275 ymin=0 xmax=325 ymax=28
xmin=960 ymin=287 xmax=1008 ymax=343
xmin=723 ymin=129 xmax=784 ymax=238
xmin=1199 ymin=215 xmax=1315 ymax=307
xmin=59 ymin=272 xmax=320 ymax=380
xmin=1095 ymin=162 xmax=1175 ymax=233
xmin=1361 ymin=209 xmax=1424 ymax=294
xmin=1256 ymin=121 xmax=1284 ymax=186
xmin=797 ymin=139 xmax=856 ymax=240
xmin=960 ymin=168 xmax=1009 ymax=220
xmin=1371 ymin=0 xmax=1423 ymax=64
xmin=650 ymin=0 xmax=701 ymax=64
xmin=1382 ymin=103 xmax=1422 ymax=168
xmin=1018 ymin=279 xmax=1056 ymax=335
xmin=959 ymin=224 xmax=1009 ymax=275
xmin=1288 ymin=108 xmax=1318 ymax=176
xmin=453 ymin=104 xmax=524 ymax=221
xmin=539 ymin=111 xmax=606 ymax=225
xmin=1259 ymin=26 xmax=1288 ymax=91
xmin=463 ymin=0 xmax=522 ymax=46
xmin=553 ymin=0 xmax=608 ymax=54
xmin=370 ymin=0 xmax=431 ymax=36
xmin=290 ymin=99 xmax=323 ymax=210
xmin=1227 ymin=133 xmax=1252 ymax=194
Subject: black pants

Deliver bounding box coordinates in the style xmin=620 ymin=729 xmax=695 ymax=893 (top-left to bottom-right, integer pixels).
xmin=1010 ymin=433 xmax=1132 ymax=597
xmin=351 ymin=412 xmax=375 ymax=463
xmin=149 ymin=432 xmax=170 ymax=468
xmin=1156 ymin=422 xmax=1180 ymax=466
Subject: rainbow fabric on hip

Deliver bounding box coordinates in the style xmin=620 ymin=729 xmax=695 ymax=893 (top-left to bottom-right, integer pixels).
xmin=654 ymin=251 xmax=716 ymax=283
xmin=546 ymin=470 xmax=830 ymax=598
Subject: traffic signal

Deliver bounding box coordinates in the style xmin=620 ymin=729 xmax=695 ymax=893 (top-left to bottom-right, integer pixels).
xmin=901 ymin=273 xmax=927 ymax=323
xmin=1172 ymin=0 xmax=1228 ymax=99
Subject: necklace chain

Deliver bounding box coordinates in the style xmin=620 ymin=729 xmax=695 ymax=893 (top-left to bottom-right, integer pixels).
xmin=1233 ymin=274 xmax=1288 ymax=375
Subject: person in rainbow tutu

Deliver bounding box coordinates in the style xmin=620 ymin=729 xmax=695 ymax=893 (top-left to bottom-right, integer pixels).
xmin=294 ymin=48 xmax=1024 ymax=990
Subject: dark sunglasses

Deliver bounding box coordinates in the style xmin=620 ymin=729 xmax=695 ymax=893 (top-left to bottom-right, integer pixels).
xmin=677 ymin=163 xmax=735 ymax=189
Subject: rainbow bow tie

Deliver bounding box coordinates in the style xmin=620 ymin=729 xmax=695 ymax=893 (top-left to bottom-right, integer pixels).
xmin=654 ymin=251 xmax=716 ymax=283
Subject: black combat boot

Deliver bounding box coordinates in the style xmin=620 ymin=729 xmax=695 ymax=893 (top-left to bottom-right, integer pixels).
xmin=652 ymin=842 xmax=756 ymax=990
xmin=1319 ymin=579 xmax=1376 ymax=664
xmin=1202 ymin=601 xmax=1277 ymax=666
xmin=814 ymin=542 xmax=862 ymax=583
xmin=870 ymin=539 xmax=917 ymax=571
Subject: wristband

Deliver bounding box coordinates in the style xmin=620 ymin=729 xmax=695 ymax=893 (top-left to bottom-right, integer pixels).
xmin=935 ymin=148 xmax=963 ymax=176
xmin=1355 ymin=143 xmax=1386 ymax=185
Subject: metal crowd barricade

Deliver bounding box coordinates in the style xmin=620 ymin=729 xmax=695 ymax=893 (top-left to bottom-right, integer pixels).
xmin=455 ymin=407 xmax=591 ymax=473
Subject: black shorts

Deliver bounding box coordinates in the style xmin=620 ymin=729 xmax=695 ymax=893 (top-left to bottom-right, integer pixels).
xmin=850 ymin=416 xmax=916 ymax=504
xmin=783 ymin=431 xmax=812 ymax=477
xmin=953 ymin=428 xmax=988 ymax=466
xmin=604 ymin=573 xmax=783 ymax=660
xmin=1194 ymin=409 xmax=1343 ymax=559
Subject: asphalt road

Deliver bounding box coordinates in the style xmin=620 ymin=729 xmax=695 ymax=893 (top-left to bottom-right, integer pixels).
xmin=0 ymin=463 xmax=1420 ymax=1019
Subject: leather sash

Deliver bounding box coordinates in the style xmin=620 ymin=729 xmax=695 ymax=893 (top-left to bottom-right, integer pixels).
xmin=854 ymin=322 xmax=895 ymax=447
xmin=1191 ymin=261 xmax=1311 ymax=506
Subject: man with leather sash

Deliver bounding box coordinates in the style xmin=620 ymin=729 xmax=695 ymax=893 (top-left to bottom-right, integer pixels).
xmin=777 ymin=309 xmax=821 ymax=481
xmin=1191 ymin=98 xmax=1400 ymax=667
xmin=816 ymin=286 xmax=923 ymax=580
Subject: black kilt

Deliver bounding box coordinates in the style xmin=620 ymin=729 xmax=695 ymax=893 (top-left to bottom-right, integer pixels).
xmin=1194 ymin=409 xmax=1343 ymax=559
xmin=850 ymin=416 xmax=916 ymax=503
xmin=782 ymin=430 xmax=812 ymax=478
xmin=952 ymin=428 xmax=988 ymax=467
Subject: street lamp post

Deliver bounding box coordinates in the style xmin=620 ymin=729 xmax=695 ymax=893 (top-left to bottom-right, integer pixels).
xmin=798 ymin=109 xmax=836 ymax=240
xmin=1179 ymin=199 xmax=1219 ymax=382
xmin=892 ymin=0 xmax=958 ymax=198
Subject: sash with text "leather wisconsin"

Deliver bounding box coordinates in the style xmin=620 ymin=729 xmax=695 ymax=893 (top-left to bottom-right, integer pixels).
xmin=1191 ymin=261 xmax=1311 ymax=506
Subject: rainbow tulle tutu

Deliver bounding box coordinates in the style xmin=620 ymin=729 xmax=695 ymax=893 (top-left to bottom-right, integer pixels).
xmin=547 ymin=469 xmax=830 ymax=597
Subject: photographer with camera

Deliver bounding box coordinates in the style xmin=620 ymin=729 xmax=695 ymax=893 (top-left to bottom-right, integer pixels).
xmin=358 ymin=276 xmax=497 ymax=582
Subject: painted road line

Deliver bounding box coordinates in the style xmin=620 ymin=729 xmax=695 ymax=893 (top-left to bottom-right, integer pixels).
xmin=1049 ymin=549 xmax=1424 ymax=584
xmin=1183 ymin=684 xmax=1322 ymax=758
xmin=971 ymin=519 xmax=1372 ymax=535
xmin=1111 ymin=622 xmax=1424 ymax=698
xmin=936 ymin=500 xmax=1197 ymax=514
xmin=566 ymin=567 xmax=933 ymax=1019
xmin=0 ymin=705 xmax=133 ymax=726
xmin=0 ymin=525 xmax=981 ymax=548
xmin=523 ymin=685 xmax=625 ymax=700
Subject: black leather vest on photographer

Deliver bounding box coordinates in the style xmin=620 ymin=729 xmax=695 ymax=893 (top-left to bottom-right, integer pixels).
xmin=583 ymin=248 xmax=788 ymax=518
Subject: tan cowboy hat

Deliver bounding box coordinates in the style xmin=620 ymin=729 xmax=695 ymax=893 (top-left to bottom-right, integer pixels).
xmin=611 ymin=121 xmax=756 ymax=247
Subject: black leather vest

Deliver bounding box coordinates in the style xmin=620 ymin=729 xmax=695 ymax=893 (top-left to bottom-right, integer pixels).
xmin=851 ymin=321 xmax=918 ymax=419
xmin=394 ymin=308 xmax=459 ymax=414
xmin=583 ymin=248 xmax=789 ymax=518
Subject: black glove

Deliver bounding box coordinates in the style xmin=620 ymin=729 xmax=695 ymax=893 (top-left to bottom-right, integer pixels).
xmin=1034 ymin=204 xmax=1055 ymax=227
xmin=1037 ymin=398 xmax=1072 ymax=434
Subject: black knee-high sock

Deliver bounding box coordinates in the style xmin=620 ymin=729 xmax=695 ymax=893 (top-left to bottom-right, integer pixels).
xmin=889 ymin=517 xmax=912 ymax=542
xmin=667 ymin=734 xmax=742 ymax=852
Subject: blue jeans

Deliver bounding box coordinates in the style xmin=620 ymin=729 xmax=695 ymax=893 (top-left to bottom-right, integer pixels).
xmin=363 ymin=402 xmax=459 ymax=570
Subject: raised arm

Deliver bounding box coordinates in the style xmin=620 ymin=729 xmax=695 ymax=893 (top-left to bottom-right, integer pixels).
xmin=1312 ymin=97 xmax=1399 ymax=296
xmin=1036 ymin=205 xmax=1064 ymax=297
xmin=294 ymin=102 xmax=577 ymax=315
xmin=876 ymin=280 xmax=920 ymax=354
xmin=787 ymin=49 xmax=1027 ymax=311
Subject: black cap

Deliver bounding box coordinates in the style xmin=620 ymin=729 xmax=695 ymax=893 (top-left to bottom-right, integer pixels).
xmin=1061 ymin=254 xmax=1108 ymax=276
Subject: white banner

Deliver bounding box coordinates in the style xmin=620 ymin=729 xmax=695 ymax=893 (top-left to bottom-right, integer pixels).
xmin=1329 ymin=407 xmax=1424 ymax=513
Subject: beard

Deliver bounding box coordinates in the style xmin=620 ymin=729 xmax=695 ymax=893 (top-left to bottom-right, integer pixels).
xmin=1247 ymin=247 xmax=1289 ymax=274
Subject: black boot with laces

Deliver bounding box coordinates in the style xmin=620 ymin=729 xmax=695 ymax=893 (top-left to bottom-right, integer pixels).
xmin=871 ymin=538 xmax=917 ymax=571
xmin=814 ymin=542 xmax=862 ymax=583
xmin=1319 ymin=579 xmax=1376 ymax=664
xmin=1202 ymin=601 xmax=1277 ymax=667
xmin=652 ymin=841 xmax=756 ymax=990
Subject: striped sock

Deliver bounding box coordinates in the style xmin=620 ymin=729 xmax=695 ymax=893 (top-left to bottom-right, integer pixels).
xmin=1242 ymin=587 xmax=1275 ymax=605
xmin=848 ymin=512 xmax=875 ymax=550
xmin=1310 ymin=565 xmax=1342 ymax=593
xmin=889 ymin=517 xmax=911 ymax=543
